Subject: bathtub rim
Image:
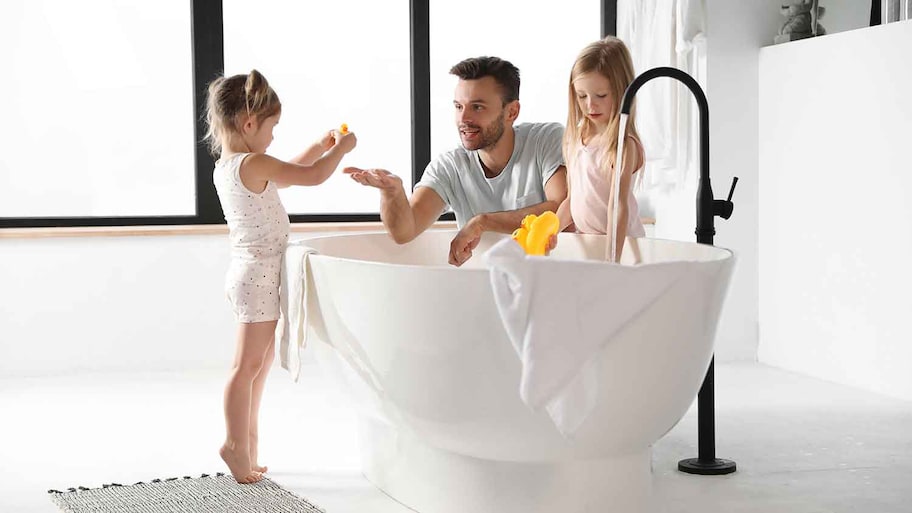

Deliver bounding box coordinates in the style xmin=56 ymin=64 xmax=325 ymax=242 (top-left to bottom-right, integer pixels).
xmin=290 ymin=231 xmax=734 ymax=272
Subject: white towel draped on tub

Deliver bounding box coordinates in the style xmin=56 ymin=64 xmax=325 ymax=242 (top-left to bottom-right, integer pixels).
xmin=484 ymin=237 xmax=696 ymax=437
xmin=277 ymin=241 xmax=386 ymax=397
xmin=277 ymin=243 xmax=323 ymax=381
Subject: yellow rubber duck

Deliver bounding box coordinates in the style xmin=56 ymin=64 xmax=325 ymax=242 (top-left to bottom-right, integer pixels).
xmin=511 ymin=211 xmax=559 ymax=256
xmin=340 ymin=123 xmax=349 ymax=134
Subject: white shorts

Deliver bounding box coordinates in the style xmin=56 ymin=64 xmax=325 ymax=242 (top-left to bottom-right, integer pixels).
xmin=225 ymin=258 xmax=281 ymax=323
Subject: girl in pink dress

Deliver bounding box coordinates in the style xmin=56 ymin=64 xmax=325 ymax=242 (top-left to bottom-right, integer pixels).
xmin=555 ymin=37 xmax=645 ymax=261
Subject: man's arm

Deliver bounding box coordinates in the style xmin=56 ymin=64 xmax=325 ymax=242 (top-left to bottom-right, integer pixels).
xmin=344 ymin=168 xmax=446 ymax=244
xmin=448 ymin=166 xmax=567 ymax=266
xmin=469 ymin=165 xmax=567 ymax=234
xmin=380 ymin=184 xmax=446 ymax=244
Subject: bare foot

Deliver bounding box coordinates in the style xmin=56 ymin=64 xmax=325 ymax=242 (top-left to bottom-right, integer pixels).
xmin=220 ymin=444 xmax=263 ymax=484
xmin=250 ymin=434 xmax=268 ymax=473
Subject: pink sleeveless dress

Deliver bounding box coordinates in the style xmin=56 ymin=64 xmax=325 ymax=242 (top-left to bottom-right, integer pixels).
xmin=568 ymin=137 xmax=645 ymax=238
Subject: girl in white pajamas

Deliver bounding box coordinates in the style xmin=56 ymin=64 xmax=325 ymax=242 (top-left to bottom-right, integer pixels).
xmin=205 ymin=69 xmax=356 ymax=484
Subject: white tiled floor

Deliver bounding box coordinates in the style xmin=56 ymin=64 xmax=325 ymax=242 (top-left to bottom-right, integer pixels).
xmin=2 ymin=361 xmax=910 ymax=512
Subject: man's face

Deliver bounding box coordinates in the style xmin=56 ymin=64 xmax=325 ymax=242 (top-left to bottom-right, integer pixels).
xmin=453 ymin=76 xmax=510 ymax=151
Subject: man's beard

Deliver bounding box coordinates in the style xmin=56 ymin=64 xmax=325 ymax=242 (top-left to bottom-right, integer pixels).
xmin=460 ymin=110 xmax=506 ymax=151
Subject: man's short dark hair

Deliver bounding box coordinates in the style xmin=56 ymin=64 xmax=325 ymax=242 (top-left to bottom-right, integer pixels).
xmin=449 ymin=56 xmax=520 ymax=105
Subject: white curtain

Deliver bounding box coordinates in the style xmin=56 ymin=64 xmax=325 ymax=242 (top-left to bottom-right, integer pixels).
xmin=618 ymin=0 xmax=707 ymax=193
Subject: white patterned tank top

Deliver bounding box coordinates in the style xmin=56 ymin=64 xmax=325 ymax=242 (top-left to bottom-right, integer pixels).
xmin=213 ymin=153 xmax=290 ymax=263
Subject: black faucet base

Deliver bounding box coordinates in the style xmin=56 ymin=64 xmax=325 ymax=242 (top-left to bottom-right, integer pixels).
xmin=678 ymin=457 xmax=737 ymax=475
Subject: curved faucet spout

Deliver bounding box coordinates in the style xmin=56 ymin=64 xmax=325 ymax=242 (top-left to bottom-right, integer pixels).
xmin=619 ymin=66 xmax=735 ymax=245
xmin=620 ymin=67 xmax=709 ymax=184
xmin=620 ymin=67 xmax=707 ymax=114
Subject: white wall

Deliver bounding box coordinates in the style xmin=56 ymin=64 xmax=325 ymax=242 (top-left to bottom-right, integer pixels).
xmin=1 ymin=235 xmax=234 ymax=377
xmin=628 ymin=1 xmax=781 ymax=361
xmin=0 ymin=232 xmax=378 ymax=378
xmin=758 ymin=20 xmax=912 ymax=401
xmin=662 ymin=0 xmax=868 ymax=362
xmin=671 ymin=0 xmax=877 ymax=366
xmin=675 ymin=1 xmax=780 ymax=361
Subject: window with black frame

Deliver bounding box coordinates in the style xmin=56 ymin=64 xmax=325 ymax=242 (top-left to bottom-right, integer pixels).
xmin=223 ymin=0 xmax=412 ymax=219
xmin=0 ymin=0 xmax=616 ymax=229
xmin=0 ymin=1 xmax=196 ymax=226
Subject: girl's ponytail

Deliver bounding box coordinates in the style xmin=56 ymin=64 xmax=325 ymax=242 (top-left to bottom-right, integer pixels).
xmin=244 ymin=69 xmax=280 ymax=120
xmin=204 ymin=76 xmax=229 ymax=157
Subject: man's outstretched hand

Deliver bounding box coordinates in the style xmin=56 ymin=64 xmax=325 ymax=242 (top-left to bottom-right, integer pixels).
xmin=344 ymin=167 xmax=402 ymax=192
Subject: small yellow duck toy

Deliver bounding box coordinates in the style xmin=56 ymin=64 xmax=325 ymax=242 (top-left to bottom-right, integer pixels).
xmin=511 ymin=211 xmax=560 ymax=256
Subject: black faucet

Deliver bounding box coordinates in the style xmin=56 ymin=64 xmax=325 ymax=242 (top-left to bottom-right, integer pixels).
xmin=620 ymin=66 xmax=738 ymax=476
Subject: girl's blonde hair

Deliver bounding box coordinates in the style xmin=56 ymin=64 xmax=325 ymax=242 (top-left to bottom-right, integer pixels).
xmin=204 ymin=69 xmax=281 ymax=157
xmin=563 ymin=37 xmax=641 ymax=181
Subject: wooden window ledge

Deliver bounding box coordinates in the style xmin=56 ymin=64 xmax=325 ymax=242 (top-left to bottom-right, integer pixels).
xmin=1 ymin=217 xmax=655 ymax=240
xmin=0 ymin=221 xmax=455 ymax=239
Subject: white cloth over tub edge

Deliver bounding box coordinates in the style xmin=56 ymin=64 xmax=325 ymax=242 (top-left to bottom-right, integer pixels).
xmin=484 ymin=237 xmax=700 ymax=437
xmin=277 ymin=243 xmax=319 ymax=381
xmin=278 ymin=241 xmax=386 ymax=398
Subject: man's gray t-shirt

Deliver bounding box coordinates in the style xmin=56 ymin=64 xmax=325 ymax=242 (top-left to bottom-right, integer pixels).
xmin=415 ymin=122 xmax=564 ymax=227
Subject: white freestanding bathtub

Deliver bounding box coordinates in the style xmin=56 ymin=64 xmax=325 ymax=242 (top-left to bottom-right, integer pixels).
xmin=294 ymin=230 xmax=734 ymax=513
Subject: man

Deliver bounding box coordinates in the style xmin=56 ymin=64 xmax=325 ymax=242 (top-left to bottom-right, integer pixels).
xmin=345 ymin=56 xmax=567 ymax=266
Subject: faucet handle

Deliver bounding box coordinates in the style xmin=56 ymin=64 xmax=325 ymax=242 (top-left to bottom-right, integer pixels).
xmin=713 ymin=176 xmax=738 ymax=220
xmin=726 ymin=176 xmax=739 ymax=202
